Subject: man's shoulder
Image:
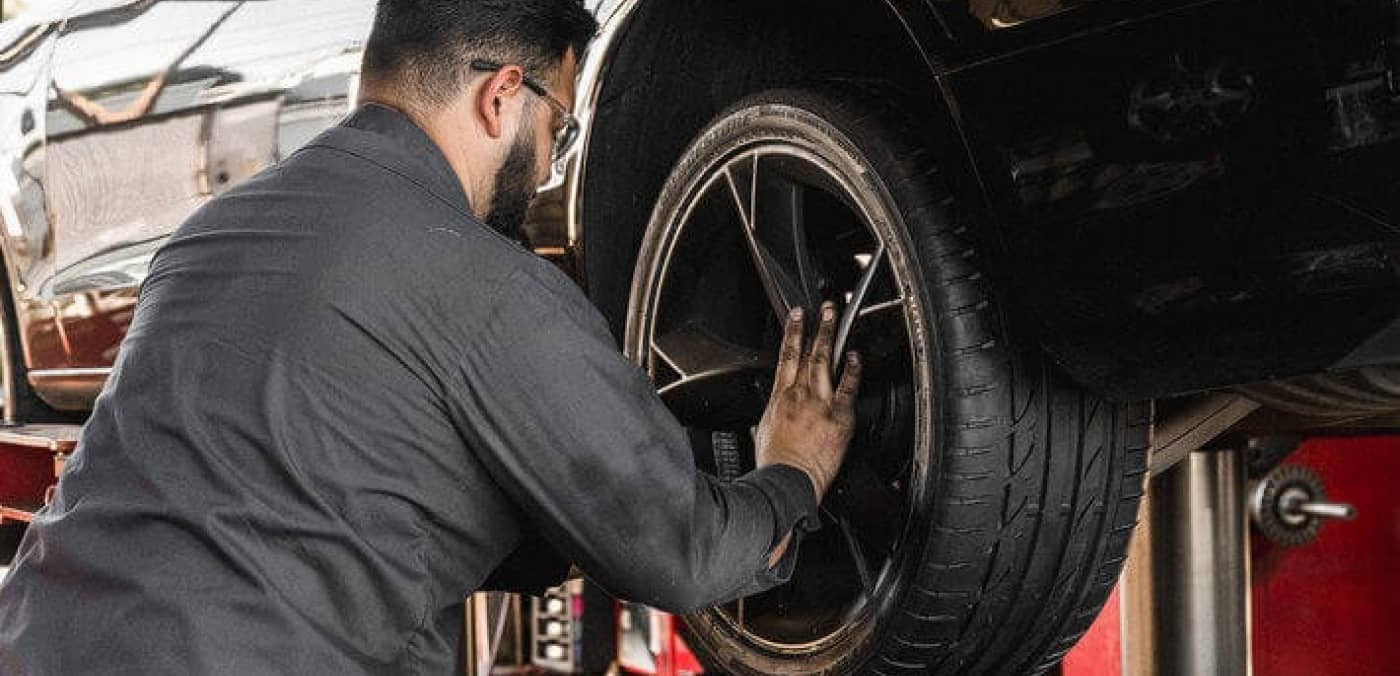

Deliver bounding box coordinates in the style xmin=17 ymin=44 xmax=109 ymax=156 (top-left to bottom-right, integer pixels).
xmin=505 ymin=256 xmax=587 ymax=304
xmin=475 ymin=256 xmax=614 ymax=344
xmin=173 ymin=143 xmax=536 ymax=315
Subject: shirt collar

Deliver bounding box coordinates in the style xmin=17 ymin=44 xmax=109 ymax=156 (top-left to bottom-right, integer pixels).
xmin=333 ymin=101 xmax=475 ymax=219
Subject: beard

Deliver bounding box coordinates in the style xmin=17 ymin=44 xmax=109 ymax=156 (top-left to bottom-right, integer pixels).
xmin=483 ymin=129 xmax=539 ymax=245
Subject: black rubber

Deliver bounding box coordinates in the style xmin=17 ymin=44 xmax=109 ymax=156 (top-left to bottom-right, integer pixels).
xmin=647 ymin=89 xmax=1150 ymax=675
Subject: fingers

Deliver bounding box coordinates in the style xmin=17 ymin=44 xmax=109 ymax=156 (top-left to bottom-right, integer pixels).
xmin=806 ymin=301 xmax=837 ymax=398
xmin=832 ymin=351 xmax=862 ymax=422
xmin=773 ymin=306 xmax=805 ymax=394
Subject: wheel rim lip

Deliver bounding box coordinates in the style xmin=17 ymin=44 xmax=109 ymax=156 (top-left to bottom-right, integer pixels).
xmin=629 ymin=134 xmax=937 ymax=654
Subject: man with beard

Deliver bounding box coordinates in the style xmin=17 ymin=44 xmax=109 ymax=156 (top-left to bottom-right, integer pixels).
xmin=0 ymin=1 xmax=862 ymax=674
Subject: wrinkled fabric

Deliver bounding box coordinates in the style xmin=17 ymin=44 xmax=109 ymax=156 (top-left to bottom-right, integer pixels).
xmin=0 ymin=103 xmax=819 ymax=675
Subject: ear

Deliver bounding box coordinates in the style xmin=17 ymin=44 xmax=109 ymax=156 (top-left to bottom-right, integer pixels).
xmin=475 ymin=66 xmax=526 ymax=140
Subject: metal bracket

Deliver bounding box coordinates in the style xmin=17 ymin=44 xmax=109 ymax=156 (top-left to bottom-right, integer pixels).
xmin=1149 ymin=393 xmax=1260 ymax=477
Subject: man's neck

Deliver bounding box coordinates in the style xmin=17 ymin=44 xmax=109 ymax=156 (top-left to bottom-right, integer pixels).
xmin=357 ymin=94 xmax=492 ymax=222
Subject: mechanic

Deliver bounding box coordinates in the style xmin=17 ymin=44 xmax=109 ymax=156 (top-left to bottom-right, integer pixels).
xmin=0 ymin=1 xmax=862 ymax=674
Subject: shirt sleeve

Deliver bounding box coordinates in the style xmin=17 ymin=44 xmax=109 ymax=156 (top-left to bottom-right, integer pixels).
xmin=447 ymin=263 xmax=820 ymax=613
xmin=477 ymin=533 xmax=572 ymax=596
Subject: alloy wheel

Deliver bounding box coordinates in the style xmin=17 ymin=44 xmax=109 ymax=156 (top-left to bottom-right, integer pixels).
xmin=629 ymin=142 xmax=932 ymax=651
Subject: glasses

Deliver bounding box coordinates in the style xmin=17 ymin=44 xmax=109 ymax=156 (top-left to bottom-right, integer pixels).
xmin=470 ymin=59 xmax=580 ymax=163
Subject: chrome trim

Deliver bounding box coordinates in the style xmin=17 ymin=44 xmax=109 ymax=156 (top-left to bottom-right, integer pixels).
xmin=27 ymin=367 xmax=109 ymax=412
xmin=0 ymin=423 xmax=81 ymax=453
xmin=27 ymin=367 xmax=111 ymax=378
xmin=554 ymin=0 xmax=644 ymax=253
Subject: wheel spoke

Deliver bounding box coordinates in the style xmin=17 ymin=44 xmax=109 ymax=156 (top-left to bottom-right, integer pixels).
xmin=824 ymin=450 xmax=908 ymax=557
xmin=653 ymin=321 xmax=766 ymax=379
xmin=653 ymin=323 xmax=770 ymax=427
xmin=754 ymin=166 xmax=822 ymax=309
xmin=857 ymin=298 xmax=904 ymax=319
xmin=825 ymin=506 xmax=875 ymax=597
xmin=833 ymin=244 xmax=886 ymax=373
xmin=724 ymin=159 xmax=809 ymax=323
xmin=843 ymin=295 xmax=910 ymax=366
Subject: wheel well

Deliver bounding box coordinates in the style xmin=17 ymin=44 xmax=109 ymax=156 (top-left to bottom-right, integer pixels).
xmin=580 ymin=0 xmax=958 ymax=343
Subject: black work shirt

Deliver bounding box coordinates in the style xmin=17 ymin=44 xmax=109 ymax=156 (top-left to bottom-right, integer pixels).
xmin=0 ymin=103 xmax=819 ymax=675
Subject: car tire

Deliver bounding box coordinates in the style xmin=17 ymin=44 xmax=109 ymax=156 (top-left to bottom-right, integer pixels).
xmin=626 ymin=87 xmax=1150 ymax=675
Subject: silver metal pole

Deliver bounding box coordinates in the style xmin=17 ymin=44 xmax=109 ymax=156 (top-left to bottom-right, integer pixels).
xmin=1122 ymin=448 xmax=1252 ymax=676
xmin=1293 ymin=500 xmax=1356 ymax=521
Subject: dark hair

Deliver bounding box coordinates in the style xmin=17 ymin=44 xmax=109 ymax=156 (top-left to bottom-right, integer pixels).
xmin=363 ymin=0 xmax=597 ymax=109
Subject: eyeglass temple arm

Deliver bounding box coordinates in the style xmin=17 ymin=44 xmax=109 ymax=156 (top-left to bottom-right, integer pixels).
xmin=469 ymin=59 xmax=551 ymax=98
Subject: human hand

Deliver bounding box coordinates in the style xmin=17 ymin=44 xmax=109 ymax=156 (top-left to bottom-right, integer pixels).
xmin=753 ymin=300 xmax=862 ymax=505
